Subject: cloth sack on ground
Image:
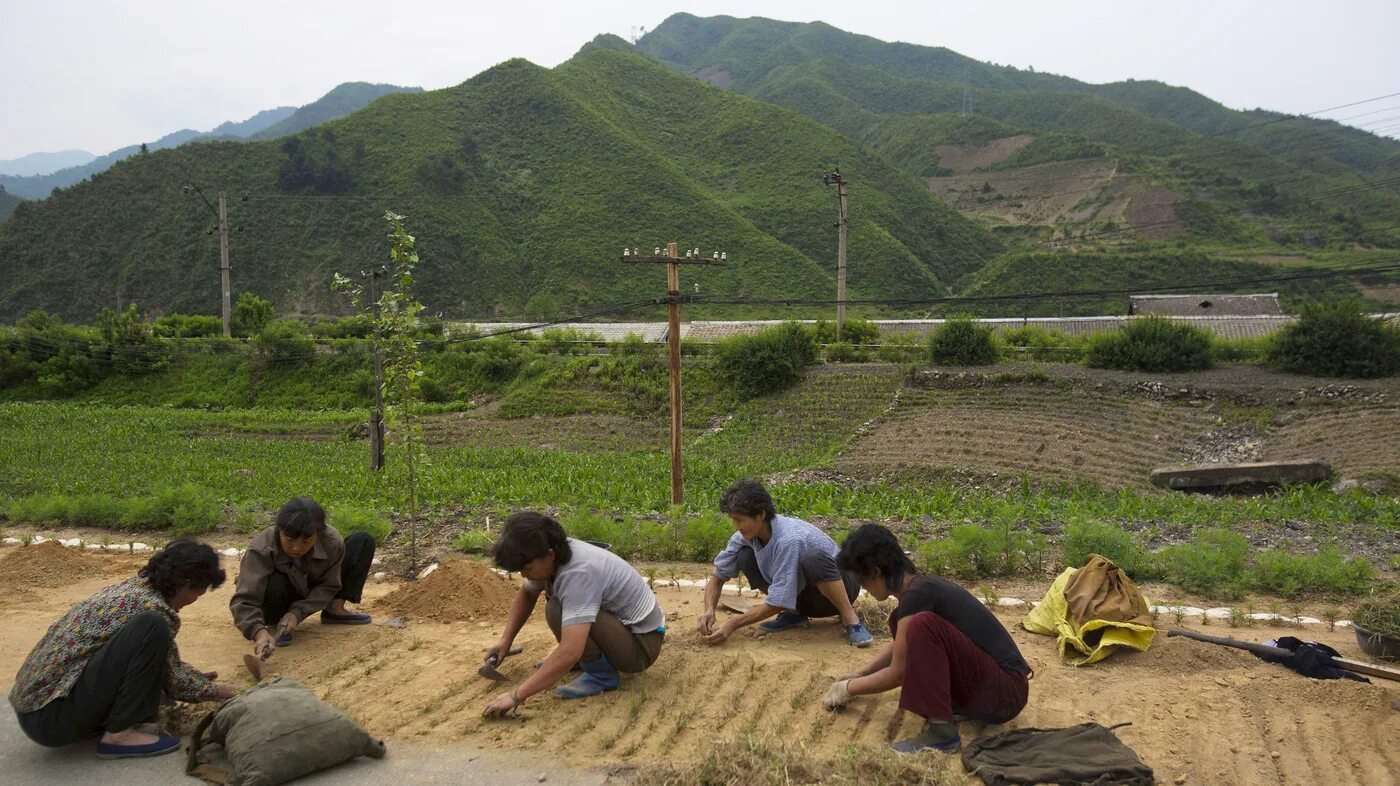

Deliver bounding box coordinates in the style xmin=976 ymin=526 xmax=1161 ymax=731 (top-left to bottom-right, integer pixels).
xmin=961 ymin=722 xmax=1154 ymax=786
xmin=185 ymin=676 xmax=386 ymax=786
xmin=1022 ymin=554 xmax=1155 ymax=666
xmin=1256 ymin=636 xmax=1369 ymax=682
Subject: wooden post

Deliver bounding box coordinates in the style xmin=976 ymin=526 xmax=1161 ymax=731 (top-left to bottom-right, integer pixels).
xmin=665 ymin=242 xmax=683 ymax=505
xmin=620 ymin=244 xmax=727 ymax=506
xmin=836 ymin=176 xmax=848 ymax=336
xmin=218 ymin=193 xmax=232 ymax=338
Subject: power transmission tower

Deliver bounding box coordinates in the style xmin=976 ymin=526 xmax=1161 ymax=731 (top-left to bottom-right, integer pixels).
xmin=823 ymin=168 xmax=849 ymax=339
xmin=621 ymin=242 xmax=727 ymax=504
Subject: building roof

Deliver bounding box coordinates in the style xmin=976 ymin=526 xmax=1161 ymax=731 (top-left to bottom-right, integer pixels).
xmin=1128 ymin=293 xmax=1283 ymax=317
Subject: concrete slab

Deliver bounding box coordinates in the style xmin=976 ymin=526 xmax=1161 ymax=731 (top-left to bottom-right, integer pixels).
xmin=1150 ymin=459 xmax=1332 ymax=492
xmin=0 ymin=709 xmax=611 ymax=786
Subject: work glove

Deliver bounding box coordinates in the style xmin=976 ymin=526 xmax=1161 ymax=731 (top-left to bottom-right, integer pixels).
xmin=822 ymin=679 xmax=852 ymax=709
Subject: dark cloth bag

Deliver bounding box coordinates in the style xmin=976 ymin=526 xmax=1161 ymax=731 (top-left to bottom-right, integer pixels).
xmin=961 ymin=722 xmax=1154 ymax=786
xmin=186 ymin=677 xmax=385 ymax=786
xmin=1253 ymin=636 xmax=1369 ymax=682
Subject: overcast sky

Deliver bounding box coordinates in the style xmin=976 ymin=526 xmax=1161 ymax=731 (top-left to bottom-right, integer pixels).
xmin=2 ymin=0 xmax=1397 ymax=160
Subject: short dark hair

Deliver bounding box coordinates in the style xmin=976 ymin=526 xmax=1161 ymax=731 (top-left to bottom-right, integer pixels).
xmin=275 ymin=497 xmax=326 ymax=539
xmin=140 ymin=538 xmax=227 ymax=600
xmin=718 ymin=478 xmax=777 ymax=524
xmin=837 ymin=524 xmax=917 ymax=593
xmin=492 ymin=511 xmax=572 ymax=572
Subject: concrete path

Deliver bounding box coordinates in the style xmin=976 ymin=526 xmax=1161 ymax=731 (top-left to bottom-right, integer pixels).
xmin=0 ymin=710 xmax=612 ymax=785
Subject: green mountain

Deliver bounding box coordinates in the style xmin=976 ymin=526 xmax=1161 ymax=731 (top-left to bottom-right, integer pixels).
xmin=0 ymin=43 xmax=997 ymax=322
xmin=637 ymin=14 xmax=1400 ymax=244
xmin=0 ymin=83 xmax=419 ymax=200
xmin=249 ymin=82 xmax=424 ymax=140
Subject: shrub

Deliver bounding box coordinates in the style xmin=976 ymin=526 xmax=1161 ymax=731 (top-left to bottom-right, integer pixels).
xmin=153 ymin=313 xmax=224 ymax=338
xmin=329 ymin=505 xmax=392 ymax=544
xmin=713 ymin=322 xmax=818 ymax=399
xmin=1060 ymin=519 xmax=1147 ymax=576
xmin=537 ymin=327 xmax=601 ymax=355
xmin=1247 ymin=546 xmax=1376 ymax=597
xmin=1266 ymin=300 xmax=1400 ymax=378
xmin=810 ymin=319 xmax=880 ymax=345
xmin=1000 ymin=326 xmax=1084 ymax=362
xmin=824 ymin=341 xmax=869 ymax=363
xmin=309 ymin=315 xmax=372 ymax=339
xmin=254 ymin=320 xmax=315 ymax=366
xmin=1152 ymin=529 xmax=1249 ymax=599
xmin=928 ymin=316 xmax=999 ymax=366
xmin=915 ymin=522 xmax=1048 ymax=579
xmin=231 ymin=293 xmax=275 ymax=337
xmin=96 ymin=303 xmax=168 ymax=373
xmin=1085 ymin=316 xmax=1213 ymax=372
xmin=454 ymin=530 xmax=495 ymax=554
xmin=232 ymin=505 xmax=270 ymax=534
xmin=121 ymin=485 xmax=222 ymax=534
xmin=875 ymin=334 xmax=925 ymax=363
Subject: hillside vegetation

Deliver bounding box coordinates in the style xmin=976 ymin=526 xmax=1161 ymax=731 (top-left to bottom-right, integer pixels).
xmin=0 ymin=46 xmax=997 ymax=322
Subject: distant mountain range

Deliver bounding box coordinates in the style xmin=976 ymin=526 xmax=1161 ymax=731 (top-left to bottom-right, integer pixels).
xmin=0 ymin=150 xmax=97 ymax=177
xmin=0 ymin=15 xmax=1395 ymax=323
xmin=0 ymin=83 xmax=421 ymax=202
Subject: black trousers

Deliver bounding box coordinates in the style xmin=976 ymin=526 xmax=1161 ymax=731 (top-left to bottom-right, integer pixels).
xmin=17 ymin=611 xmax=171 ymax=747
xmin=735 ymin=547 xmax=860 ymax=618
xmin=261 ymin=531 xmax=376 ymax=623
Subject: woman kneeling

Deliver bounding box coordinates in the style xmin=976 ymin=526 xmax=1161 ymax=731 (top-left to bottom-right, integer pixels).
xmin=824 ymin=524 xmax=1030 ymax=754
xmin=8 ymin=539 xmax=235 ymax=758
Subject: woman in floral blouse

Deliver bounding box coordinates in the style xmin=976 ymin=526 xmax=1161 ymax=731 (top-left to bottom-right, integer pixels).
xmin=8 ymin=538 xmax=235 ymax=759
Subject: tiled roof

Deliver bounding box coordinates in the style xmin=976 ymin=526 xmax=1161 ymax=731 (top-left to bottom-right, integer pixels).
xmin=1128 ymin=293 xmax=1283 ymax=316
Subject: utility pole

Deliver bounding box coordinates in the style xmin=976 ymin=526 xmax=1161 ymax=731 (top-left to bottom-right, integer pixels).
xmin=218 ymin=193 xmax=231 ymax=338
xmin=368 ymin=268 xmax=386 ymax=471
xmin=621 ymin=242 xmax=727 ymax=505
xmin=823 ymin=168 xmax=849 ymax=340
xmin=183 ymin=183 xmax=232 ymax=337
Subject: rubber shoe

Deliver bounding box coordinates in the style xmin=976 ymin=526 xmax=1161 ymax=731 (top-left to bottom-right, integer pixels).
xmin=846 ymin=621 xmax=874 ymax=648
xmin=276 ymin=632 xmax=293 ymax=647
xmin=97 ymin=734 xmax=182 ymax=759
xmin=890 ymin=720 xmax=961 ymax=754
xmin=759 ymin=612 xmax=810 ymax=633
xmin=321 ymin=609 xmax=372 ymax=625
xmin=555 ymin=655 xmax=620 ymax=699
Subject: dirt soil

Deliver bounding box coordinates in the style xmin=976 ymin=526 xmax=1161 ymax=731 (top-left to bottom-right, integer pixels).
xmin=378 ymin=558 xmax=519 ymax=623
xmin=0 ymin=542 xmax=128 ymax=600
xmin=931 ymin=135 xmax=1035 ymax=173
xmin=1 ymin=547 xmax=1396 ymax=785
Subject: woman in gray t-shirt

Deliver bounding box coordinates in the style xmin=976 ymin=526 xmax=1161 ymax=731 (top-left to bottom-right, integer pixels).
xmin=482 ymin=512 xmax=665 ymax=717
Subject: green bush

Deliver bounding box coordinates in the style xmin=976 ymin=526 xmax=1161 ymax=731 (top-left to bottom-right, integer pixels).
xmin=875 ymin=334 xmax=925 ymax=363
xmin=153 ymin=314 xmax=223 ymax=338
xmin=915 ymin=522 xmax=1048 ymax=579
xmin=96 ymin=303 xmax=168 ymax=374
xmin=1152 ymin=528 xmax=1249 ymax=599
xmin=810 ymin=319 xmax=880 ymax=345
xmin=329 ymin=505 xmax=392 ymax=544
xmin=1060 ymin=519 xmax=1147 ymax=576
xmin=254 ymin=320 xmax=315 ymax=366
xmin=1266 ymin=300 xmax=1400 ymax=378
xmin=308 ymin=315 xmax=372 ymax=339
xmin=928 ymin=316 xmax=999 ymax=366
xmin=713 ymin=322 xmax=818 ymax=399
xmin=1000 ymin=326 xmax=1084 ymax=362
xmin=1085 ymin=316 xmax=1213 ymax=372
xmin=454 ymin=529 xmax=495 ymax=554
xmin=6 ymin=485 xmax=221 ymax=534
xmin=232 ymin=293 xmax=276 ymax=338
xmin=1247 ymin=546 xmax=1376 ymax=597
xmin=823 ymin=341 xmax=869 ymax=363
xmin=537 ymin=327 xmax=602 ymax=355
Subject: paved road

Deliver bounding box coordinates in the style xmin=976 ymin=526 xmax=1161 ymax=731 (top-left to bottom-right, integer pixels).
xmin=0 ymin=710 xmax=611 ymax=785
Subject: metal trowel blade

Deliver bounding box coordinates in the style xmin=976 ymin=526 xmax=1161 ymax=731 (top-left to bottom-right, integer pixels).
xmin=243 ymin=653 xmax=263 ymax=682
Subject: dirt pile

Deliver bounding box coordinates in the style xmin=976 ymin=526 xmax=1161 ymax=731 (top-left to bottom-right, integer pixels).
xmin=0 ymin=541 xmax=118 ymax=592
xmin=376 ymin=559 xmax=519 ymax=622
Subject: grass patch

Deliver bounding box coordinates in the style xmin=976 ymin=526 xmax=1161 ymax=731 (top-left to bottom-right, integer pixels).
xmin=328 ymin=504 xmax=393 ymax=544
xmin=640 ymin=735 xmax=960 ymax=785
xmin=5 ymin=484 xmax=221 ymax=535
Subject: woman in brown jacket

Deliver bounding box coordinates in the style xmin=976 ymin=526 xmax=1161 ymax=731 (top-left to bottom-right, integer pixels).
xmin=229 ymin=497 xmax=376 ymax=659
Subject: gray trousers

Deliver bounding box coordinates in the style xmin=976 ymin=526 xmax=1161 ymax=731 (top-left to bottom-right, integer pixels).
xmin=735 ymin=547 xmax=860 ymax=617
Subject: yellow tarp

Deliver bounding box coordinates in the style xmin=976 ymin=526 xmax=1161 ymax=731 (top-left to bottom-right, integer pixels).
xmin=1022 ymin=567 xmax=1156 ymax=666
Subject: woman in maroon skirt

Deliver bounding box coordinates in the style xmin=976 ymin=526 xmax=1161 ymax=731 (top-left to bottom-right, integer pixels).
xmin=823 ymin=524 xmax=1031 ymax=753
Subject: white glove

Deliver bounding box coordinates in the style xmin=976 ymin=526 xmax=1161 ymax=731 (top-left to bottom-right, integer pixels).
xmin=822 ymin=679 xmax=852 ymax=709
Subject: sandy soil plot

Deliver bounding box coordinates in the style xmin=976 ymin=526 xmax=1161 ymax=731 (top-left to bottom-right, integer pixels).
xmin=1 ymin=547 xmax=1396 ymax=785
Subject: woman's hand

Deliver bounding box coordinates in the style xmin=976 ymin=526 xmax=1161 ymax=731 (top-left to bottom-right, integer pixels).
xmin=482 ymin=690 xmax=521 ymax=718
xmin=822 ymin=680 xmax=852 ymax=710
xmin=696 ymin=610 xmax=717 ymax=636
xmin=213 ymin=684 xmax=237 ymax=701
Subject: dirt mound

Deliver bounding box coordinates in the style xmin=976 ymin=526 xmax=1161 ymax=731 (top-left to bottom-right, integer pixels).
xmin=376 ymin=559 xmax=519 ymax=622
xmin=0 ymin=541 xmax=116 ymax=592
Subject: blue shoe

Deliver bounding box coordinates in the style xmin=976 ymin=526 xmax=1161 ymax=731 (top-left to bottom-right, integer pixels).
xmin=555 ymin=655 xmax=620 ymax=699
xmin=97 ymin=734 xmax=182 ymax=759
xmin=760 ymin=612 xmax=810 ymax=633
xmin=276 ymin=632 xmax=293 ymax=647
xmin=890 ymin=721 xmax=961 ymax=754
xmin=846 ymin=621 xmax=874 ymax=648
xmin=321 ymin=609 xmax=372 ymax=625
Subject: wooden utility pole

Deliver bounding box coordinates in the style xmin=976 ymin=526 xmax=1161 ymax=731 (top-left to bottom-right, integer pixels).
xmin=368 ymin=269 xmax=385 ymax=471
xmin=218 ymin=193 xmax=232 ymax=338
xmin=823 ymin=169 xmax=849 ymax=340
xmin=621 ymin=242 xmax=727 ymax=504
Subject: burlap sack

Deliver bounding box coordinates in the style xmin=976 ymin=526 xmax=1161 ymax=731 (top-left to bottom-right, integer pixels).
xmin=186 ymin=676 xmax=386 ymax=786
